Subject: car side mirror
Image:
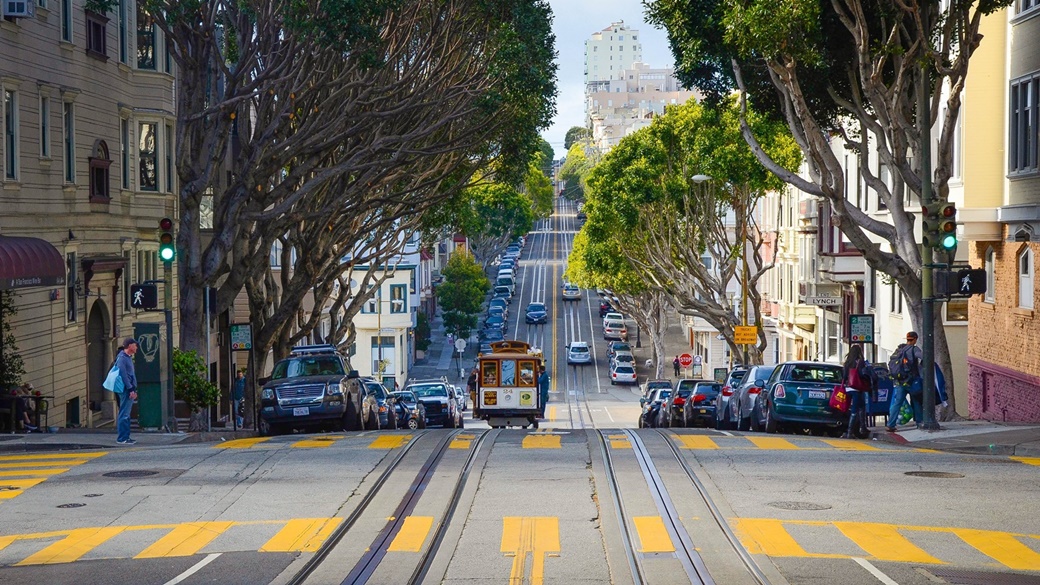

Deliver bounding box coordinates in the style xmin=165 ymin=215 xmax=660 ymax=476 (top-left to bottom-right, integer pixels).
xmin=639 ymin=398 xmax=646 ymax=405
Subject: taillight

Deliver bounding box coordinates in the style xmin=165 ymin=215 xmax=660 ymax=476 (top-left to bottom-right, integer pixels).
xmin=693 ymin=393 xmax=707 ymax=403
xmin=673 ymin=397 xmax=686 ymax=406
xmin=747 ymin=387 xmax=762 ymax=395
xmin=774 ymin=385 xmax=786 ymax=399
xmin=722 ymin=386 xmax=733 ymax=396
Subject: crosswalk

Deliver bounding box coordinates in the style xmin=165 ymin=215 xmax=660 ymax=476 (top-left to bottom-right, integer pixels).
xmin=0 ymin=451 xmax=108 ymax=503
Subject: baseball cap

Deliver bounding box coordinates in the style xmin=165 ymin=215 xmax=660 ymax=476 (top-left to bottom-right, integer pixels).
xmin=123 ymin=337 xmax=139 ymax=348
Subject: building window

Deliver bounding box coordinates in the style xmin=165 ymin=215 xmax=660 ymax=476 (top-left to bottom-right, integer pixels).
xmin=3 ymin=90 xmax=16 ymax=180
xmin=123 ymin=250 xmax=132 ymax=310
xmin=39 ymin=96 xmax=49 ymax=158
xmin=118 ymin=0 xmax=128 ymax=63
xmin=88 ymin=140 xmax=111 ymax=202
xmin=1018 ymin=248 xmax=1034 ymax=309
xmin=1010 ymin=75 xmax=1038 ymax=174
xmin=362 ymin=286 xmax=380 ymax=314
xmin=984 ymin=247 xmax=995 ymax=303
xmin=63 ymin=102 xmax=75 ymax=183
xmin=61 ymin=0 xmax=72 ymax=42
xmin=1018 ymin=0 xmax=1039 ymax=14
xmin=200 ymin=189 xmax=214 ymax=229
xmin=165 ymin=123 xmax=173 ymax=192
xmin=137 ymin=2 xmax=156 ymax=70
xmin=138 ymin=122 xmax=157 ymax=190
xmin=269 ymin=239 xmax=283 ymax=268
xmin=137 ymin=249 xmax=157 ymax=282
xmin=390 ymin=284 xmax=407 ymax=314
xmin=67 ymin=252 xmax=78 ymax=323
xmin=867 ymin=267 xmax=876 ymax=309
xmin=85 ymin=11 xmax=108 ymax=59
xmin=945 ymin=299 xmax=968 ymax=322
xmin=120 ymin=118 xmax=129 ymax=189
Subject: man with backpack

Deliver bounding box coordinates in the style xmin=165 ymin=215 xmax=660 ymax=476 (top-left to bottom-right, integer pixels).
xmin=886 ymin=331 xmax=923 ymax=431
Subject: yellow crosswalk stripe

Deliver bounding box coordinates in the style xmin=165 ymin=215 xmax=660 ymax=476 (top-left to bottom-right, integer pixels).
xmin=0 ymin=468 xmax=70 ymax=477
xmin=821 ymin=439 xmax=880 ymax=451
xmin=632 ymin=517 xmax=674 ymax=553
xmin=292 ymin=436 xmax=345 ymax=448
xmin=388 ymin=516 xmax=434 ymax=552
xmin=1011 ymin=456 xmax=1040 ymax=466
xmin=215 ymin=437 xmax=272 ymax=449
xmin=746 ymin=437 xmax=799 ymax=450
xmin=135 ymin=521 xmax=237 ymax=558
xmin=834 ymin=521 xmax=943 ymax=564
xmin=0 ymin=460 xmax=92 ymax=468
xmin=0 ymin=452 xmax=107 ymax=461
xmin=17 ymin=527 xmax=126 ymax=565
xmin=522 ymin=434 xmax=561 ymax=449
xmin=0 ymin=478 xmax=48 ymax=499
xmin=260 ymin=518 xmax=342 ymax=553
xmin=954 ymin=528 xmax=1040 ymax=571
xmin=675 ymin=435 xmax=718 ymax=450
xmin=369 ymin=435 xmax=411 ymax=449
xmin=450 ymin=434 xmax=476 ymax=449
xmin=733 ymin=519 xmax=838 ymax=558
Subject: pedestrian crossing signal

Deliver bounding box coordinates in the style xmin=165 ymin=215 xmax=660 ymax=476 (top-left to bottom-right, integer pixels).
xmin=936 ymin=268 xmax=986 ymax=297
xmin=130 ymin=284 xmax=158 ymax=309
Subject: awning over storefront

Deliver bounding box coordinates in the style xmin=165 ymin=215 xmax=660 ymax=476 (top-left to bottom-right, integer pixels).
xmin=0 ymin=235 xmax=66 ymax=290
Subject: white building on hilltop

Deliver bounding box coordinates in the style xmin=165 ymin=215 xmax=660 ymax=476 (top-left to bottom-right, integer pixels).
xmin=584 ymin=21 xmax=642 ymax=85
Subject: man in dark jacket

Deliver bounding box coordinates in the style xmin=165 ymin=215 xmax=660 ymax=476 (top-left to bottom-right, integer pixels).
xmin=116 ymin=337 xmax=139 ymax=444
xmin=537 ymin=366 xmax=550 ymax=418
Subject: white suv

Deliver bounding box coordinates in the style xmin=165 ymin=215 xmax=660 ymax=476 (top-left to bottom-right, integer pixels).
xmin=567 ymin=341 xmax=592 ymax=365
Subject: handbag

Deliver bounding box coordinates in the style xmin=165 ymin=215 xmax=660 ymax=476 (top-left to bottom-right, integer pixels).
xmin=829 ymin=385 xmax=850 ymax=413
xmin=103 ymin=365 xmax=124 ymax=394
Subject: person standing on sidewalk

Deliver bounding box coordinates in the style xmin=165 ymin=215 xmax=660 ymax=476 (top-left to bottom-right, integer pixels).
xmin=232 ymin=370 xmax=246 ymax=428
xmin=886 ymin=331 xmax=923 ymax=431
xmin=673 ymin=356 xmax=680 ymax=377
xmin=538 ymin=366 xmax=550 ymax=418
xmin=116 ymin=337 xmax=139 ymax=445
xmin=841 ymin=345 xmax=873 ymax=438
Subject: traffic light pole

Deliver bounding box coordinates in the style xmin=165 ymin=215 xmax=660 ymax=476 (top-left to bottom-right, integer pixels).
xmin=163 ymin=261 xmax=177 ymax=433
xmin=918 ymin=46 xmax=939 ymax=431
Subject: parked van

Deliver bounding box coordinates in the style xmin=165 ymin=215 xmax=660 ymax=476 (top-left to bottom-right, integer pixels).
xmin=496 ymin=275 xmax=515 ymax=293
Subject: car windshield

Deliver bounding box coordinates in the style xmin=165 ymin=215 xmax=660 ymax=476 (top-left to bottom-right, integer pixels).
xmin=271 ymin=356 xmax=345 ymax=380
xmin=656 ymin=389 xmax=672 ymax=400
xmin=364 ymin=381 xmax=387 ymax=399
xmin=787 ymin=365 xmax=843 ymax=383
xmin=495 ymin=286 xmax=510 ymax=294
xmin=606 ymin=321 xmax=624 ymax=328
xmin=391 ymin=391 xmax=417 ymax=404
xmin=695 ymin=383 xmax=723 ymax=395
xmin=615 ymin=366 xmax=635 ymax=374
xmin=648 ymin=382 xmax=671 ymax=390
xmin=571 ymin=346 xmax=589 ymax=353
xmin=527 ymin=303 xmax=545 ymax=312
xmin=408 ymin=384 xmax=449 ymax=398
xmin=612 ymin=343 xmax=630 ymax=352
xmin=615 ymin=354 xmax=634 ymax=363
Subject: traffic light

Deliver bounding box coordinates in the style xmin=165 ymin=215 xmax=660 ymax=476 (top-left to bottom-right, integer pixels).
xmin=922 ymin=201 xmax=957 ymax=250
xmin=158 ymin=217 xmax=176 ymax=262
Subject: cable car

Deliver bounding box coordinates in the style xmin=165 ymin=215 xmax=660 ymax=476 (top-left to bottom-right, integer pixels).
xmin=475 ymin=340 xmax=545 ymax=428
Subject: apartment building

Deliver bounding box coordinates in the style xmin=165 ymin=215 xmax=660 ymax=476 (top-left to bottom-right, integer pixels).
xmin=967 ymin=4 xmax=1040 ymax=422
xmin=586 ymin=62 xmax=698 ymax=150
xmin=1 ymin=0 xmax=177 ymax=427
xmin=583 ymin=21 xmax=642 ymax=85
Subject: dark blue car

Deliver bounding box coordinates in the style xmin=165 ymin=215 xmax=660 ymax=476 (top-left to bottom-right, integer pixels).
xmin=525 ymin=302 xmax=548 ymax=324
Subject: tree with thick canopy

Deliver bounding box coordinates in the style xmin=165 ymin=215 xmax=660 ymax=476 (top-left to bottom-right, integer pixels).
xmin=438 ymin=250 xmax=490 ymax=340
xmin=564 ymin=126 xmax=592 ymax=151
xmin=646 ymin=0 xmax=1010 ymax=416
xmin=558 ymin=142 xmax=595 ymax=201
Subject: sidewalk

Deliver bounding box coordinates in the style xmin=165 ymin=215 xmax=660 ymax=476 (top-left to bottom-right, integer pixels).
xmin=871 ymin=420 xmax=1040 ymax=457
xmin=407 ymin=308 xmax=473 ymax=384
xmin=0 ymin=427 xmax=254 ymax=452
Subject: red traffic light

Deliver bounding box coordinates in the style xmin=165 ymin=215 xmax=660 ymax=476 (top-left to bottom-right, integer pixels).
xmin=159 ymin=217 xmax=174 ymax=230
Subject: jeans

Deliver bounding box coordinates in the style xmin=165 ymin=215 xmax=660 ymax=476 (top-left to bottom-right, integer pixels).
xmin=233 ymin=399 xmax=244 ymax=427
xmin=887 ymin=378 xmax=922 ymax=428
xmin=116 ymin=390 xmax=134 ymax=442
xmin=848 ymin=389 xmax=867 ymax=415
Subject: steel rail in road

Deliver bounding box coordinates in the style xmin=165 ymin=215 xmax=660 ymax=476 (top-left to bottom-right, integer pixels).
xmin=655 ymin=429 xmax=772 ymax=585
xmin=593 ymin=429 xmax=648 ymax=585
xmin=282 ymin=430 xmax=436 ymax=585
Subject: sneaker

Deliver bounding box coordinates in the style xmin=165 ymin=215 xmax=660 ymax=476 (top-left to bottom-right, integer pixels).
xmin=885 ymin=426 xmax=897 ymax=432
xmin=116 ymin=439 xmax=137 ymax=445
xmin=25 ymin=425 xmax=37 ymax=431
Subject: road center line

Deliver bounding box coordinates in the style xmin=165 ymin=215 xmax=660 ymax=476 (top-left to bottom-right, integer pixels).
xmin=852 ymin=556 xmax=900 ymax=585
xmin=162 ymin=553 xmax=221 ymax=585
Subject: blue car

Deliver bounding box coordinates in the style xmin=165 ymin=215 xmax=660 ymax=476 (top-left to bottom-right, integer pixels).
xmin=525 ymin=302 xmax=548 ymax=324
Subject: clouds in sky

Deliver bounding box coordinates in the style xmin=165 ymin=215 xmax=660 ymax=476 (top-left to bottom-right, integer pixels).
xmin=542 ymin=1 xmax=675 ymax=159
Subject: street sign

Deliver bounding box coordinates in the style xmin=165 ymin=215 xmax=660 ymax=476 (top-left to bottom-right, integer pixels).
xmin=714 ymin=368 xmax=728 ymax=383
xmin=692 ymin=355 xmax=702 ymax=365
xmin=130 ymin=284 xmax=158 ymax=309
xmin=805 ymin=296 xmax=842 ymax=306
xmin=454 ymin=338 xmax=467 ymax=352
xmin=678 ymin=353 xmax=693 ymax=368
xmin=849 ymin=314 xmax=874 ymax=343
xmin=936 ymin=268 xmax=987 ymax=297
xmin=734 ymin=326 xmax=758 ymax=345
xmin=230 ymin=323 xmax=252 ymax=350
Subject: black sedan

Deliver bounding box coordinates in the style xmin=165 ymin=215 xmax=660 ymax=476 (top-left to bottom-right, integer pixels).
xmin=525 ymin=302 xmax=548 ymax=324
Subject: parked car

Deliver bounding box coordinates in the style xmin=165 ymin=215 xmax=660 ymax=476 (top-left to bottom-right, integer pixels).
xmin=258 ymin=345 xmax=373 ymax=436
xmin=599 ymin=299 xmax=614 ymax=318
xmin=403 ymin=379 xmax=463 ymax=428
xmin=606 ymin=341 xmax=631 ymax=360
xmin=731 ymin=365 xmax=778 ymax=431
xmin=567 ymin=341 xmax=592 ymax=365
xmin=658 ymin=383 xmax=691 ymax=428
xmin=452 ymin=384 xmax=468 ymax=411
xmin=485 ymin=313 xmax=505 ymax=331
xmin=757 ymin=361 xmax=846 ymax=436
xmin=603 ymin=319 xmax=628 ymax=341
xmin=390 ymin=390 xmax=426 ymax=429
xmin=489 ymin=297 xmax=509 ymax=316
xmin=678 ymin=380 xmax=723 ymax=428
xmin=478 ymin=342 xmax=493 ymax=355
xmin=714 ymin=367 xmax=749 ymax=430
xmin=525 ymin=302 xmax=548 ymax=324
xmin=602 ymin=311 xmax=624 ymax=328
xmin=611 ymin=351 xmax=635 ymax=368
xmin=561 ymin=283 xmax=582 ymax=300
xmin=480 ymin=327 xmax=505 ymax=342
xmin=639 ymin=387 xmax=671 ymax=428
xmin=360 ymin=378 xmax=398 ymax=430
xmin=610 ymin=363 xmax=637 ymax=385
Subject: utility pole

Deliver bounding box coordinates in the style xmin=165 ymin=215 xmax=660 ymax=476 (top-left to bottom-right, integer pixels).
xmin=918 ymin=9 xmax=939 ymax=431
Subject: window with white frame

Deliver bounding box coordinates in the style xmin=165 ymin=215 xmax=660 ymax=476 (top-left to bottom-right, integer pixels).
xmin=1019 ymin=247 xmax=1034 ymax=309
xmin=3 ymin=90 xmax=17 ymax=180
xmin=1018 ymin=0 xmax=1039 ymax=14
xmin=67 ymin=252 xmax=78 ymax=323
xmin=120 ymin=117 xmax=129 ymax=188
xmin=118 ymin=0 xmax=128 ymax=63
xmin=165 ymin=122 xmax=173 ymax=192
xmin=390 ymin=284 xmax=407 ymax=314
xmin=137 ymin=249 xmax=157 ymax=283
xmin=1010 ymin=74 xmax=1038 ymax=174
xmin=39 ymin=96 xmax=49 ymax=158
xmin=270 ymin=239 xmax=283 ymax=268
xmin=137 ymin=2 xmax=156 ymax=70
xmin=985 ymin=247 xmax=995 ymax=303
xmin=63 ymin=102 xmax=75 ymax=183
xmin=362 ymin=286 xmax=380 ymax=314
xmin=61 ymin=0 xmax=72 ymax=42
xmin=138 ymin=121 xmax=157 ymax=190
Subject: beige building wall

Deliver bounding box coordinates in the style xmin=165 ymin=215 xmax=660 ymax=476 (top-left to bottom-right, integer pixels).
xmin=1 ymin=0 xmax=177 ymax=428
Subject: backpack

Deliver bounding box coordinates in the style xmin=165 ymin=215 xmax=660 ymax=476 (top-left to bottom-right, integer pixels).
xmin=888 ymin=345 xmax=918 ymax=382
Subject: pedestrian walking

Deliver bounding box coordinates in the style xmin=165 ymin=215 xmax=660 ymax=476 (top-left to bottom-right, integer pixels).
xmin=886 ymin=331 xmax=923 ymax=431
xmin=673 ymin=356 xmax=680 ymax=377
xmin=538 ymin=366 xmax=550 ymax=418
xmin=115 ymin=337 xmax=139 ymax=444
xmin=841 ymin=345 xmax=874 ymax=438
xmin=232 ymin=370 xmax=246 ymax=429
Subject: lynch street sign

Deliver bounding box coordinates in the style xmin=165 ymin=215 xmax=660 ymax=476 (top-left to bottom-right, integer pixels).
xmin=805 ymin=296 xmax=842 ymax=306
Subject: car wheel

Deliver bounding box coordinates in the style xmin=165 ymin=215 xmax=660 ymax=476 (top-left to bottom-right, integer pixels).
xmin=259 ymin=418 xmax=282 ymax=437
xmin=342 ymin=398 xmax=362 ymax=432
xmin=610 ymin=380 xmax=616 ymax=385
xmin=738 ymin=415 xmax=750 ymax=431
xmin=386 ymin=411 xmax=397 ymax=431
xmin=407 ymin=417 xmax=420 ymax=430
xmin=750 ymin=411 xmax=762 ymax=432
xmin=363 ymin=407 xmax=379 ymax=430
xmin=764 ymin=403 xmax=778 ymax=434
xmin=659 ymin=413 xmax=670 ymax=428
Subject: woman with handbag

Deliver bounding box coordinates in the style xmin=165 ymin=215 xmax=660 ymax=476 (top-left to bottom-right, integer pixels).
xmin=841 ymin=344 xmax=874 ymax=439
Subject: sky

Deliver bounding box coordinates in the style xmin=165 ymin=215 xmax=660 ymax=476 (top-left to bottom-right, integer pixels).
xmin=542 ymin=1 xmax=676 ymax=160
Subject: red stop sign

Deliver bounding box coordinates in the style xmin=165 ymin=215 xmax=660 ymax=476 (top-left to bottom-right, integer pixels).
xmin=678 ymin=353 xmax=693 ymax=368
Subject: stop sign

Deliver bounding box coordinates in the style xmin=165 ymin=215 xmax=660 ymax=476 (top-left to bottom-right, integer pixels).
xmin=678 ymin=353 xmax=694 ymax=368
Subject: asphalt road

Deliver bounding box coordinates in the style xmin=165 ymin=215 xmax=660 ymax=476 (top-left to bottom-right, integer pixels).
xmin=1 ymin=199 xmax=1038 ymax=585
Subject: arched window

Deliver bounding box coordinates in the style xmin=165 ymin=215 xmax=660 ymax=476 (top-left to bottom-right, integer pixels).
xmin=1019 ymin=247 xmax=1034 ymax=310
xmin=984 ymin=247 xmax=995 ymax=303
xmin=88 ymin=140 xmax=111 ymax=203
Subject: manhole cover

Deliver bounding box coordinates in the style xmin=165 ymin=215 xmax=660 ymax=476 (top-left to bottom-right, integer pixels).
xmin=84 ymin=494 xmax=103 ymax=497
xmin=57 ymin=503 xmax=86 ymax=508
xmin=767 ymin=501 xmax=832 ymax=511
xmin=103 ymin=470 xmax=159 ymax=478
xmin=905 ymin=471 xmax=965 ymax=478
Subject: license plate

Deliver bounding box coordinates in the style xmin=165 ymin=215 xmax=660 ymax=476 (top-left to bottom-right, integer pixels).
xmin=700 ymin=409 xmax=708 ymax=414
xmin=292 ymin=407 xmax=310 ymax=416
xmin=807 ymin=391 xmax=827 ymax=400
